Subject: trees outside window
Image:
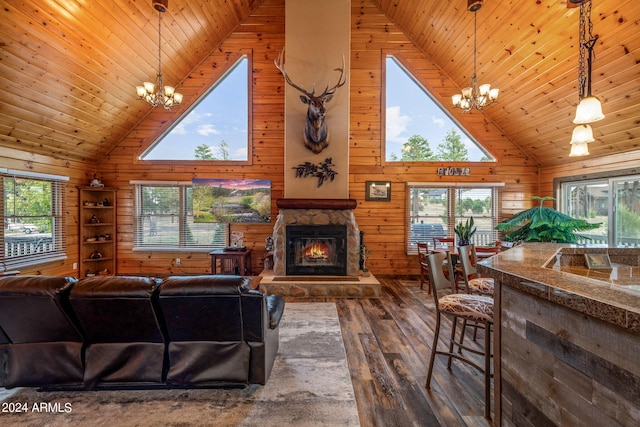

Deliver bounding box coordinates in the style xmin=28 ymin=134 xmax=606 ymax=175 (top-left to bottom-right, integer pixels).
xmin=385 ymin=55 xmax=493 ymax=162
xmin=134 ymin=184 xmax=227 ymax=250
xmin=142 ymin=56 xmax=249 ymax=162
xmin=2 ymin=172 xmax=67 ymax=268
xmin=560 ymin=174 xmax=640 ymax=247
xmin=406 ymin=185 xmax=499 ymax=254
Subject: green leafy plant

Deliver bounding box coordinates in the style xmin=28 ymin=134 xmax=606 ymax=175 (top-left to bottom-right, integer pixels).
xmin=496 ymin=196 xmax=602 ymax=243
xmin=454 ymin=217 xmax=476 ymax=246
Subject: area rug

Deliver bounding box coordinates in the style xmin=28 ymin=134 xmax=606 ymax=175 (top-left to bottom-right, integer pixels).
xmin=0 ymin=302 xmax=360 ymax=427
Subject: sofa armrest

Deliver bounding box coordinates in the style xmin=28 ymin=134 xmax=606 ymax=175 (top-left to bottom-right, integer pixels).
xmin=266 ymin=295 xmax=285 ymax=329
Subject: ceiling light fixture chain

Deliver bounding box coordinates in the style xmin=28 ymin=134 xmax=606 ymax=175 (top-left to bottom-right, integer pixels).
xmin=451 ymin=0 xmax=499 ymax=113
xmin=136 ymin=0 xmax=183 ymax=110
xmin=569 ymin=0 xmax=604 ymax=157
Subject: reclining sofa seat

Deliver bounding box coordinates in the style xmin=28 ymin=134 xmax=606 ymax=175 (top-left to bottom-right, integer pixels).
xmin=0 ymin=276 xmax=84 ymax=388
xmin=68 ymin=276 xmax=165 ymax=389
xmin=158 ymin=275 xmax=285 ymax=386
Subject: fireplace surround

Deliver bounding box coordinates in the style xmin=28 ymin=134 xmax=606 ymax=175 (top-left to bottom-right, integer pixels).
xmin=272 ymin=199 xmax=360 ymax=277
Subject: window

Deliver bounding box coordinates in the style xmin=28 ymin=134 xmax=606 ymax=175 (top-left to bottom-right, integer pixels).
xmin=385 ymin=55 xmax=493 ymax=162
xmin=1 ymin=170 xmax=67 ymax=269
xmin=406 ymin=184 xmax=501 ymax=254
xmin=559 ymin=173 xmax=640 ymax=247
xmin=133 ymin=183 xmax=227 ymax=251
xmin=141 ymin=56 xmax=250 ymax=161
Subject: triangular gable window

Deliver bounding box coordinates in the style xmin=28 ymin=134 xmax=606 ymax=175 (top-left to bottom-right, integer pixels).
xmin=385 ymin=55 xmax=493 ymax=162
xmin=141 ymin=56 xmax=249 ymax=161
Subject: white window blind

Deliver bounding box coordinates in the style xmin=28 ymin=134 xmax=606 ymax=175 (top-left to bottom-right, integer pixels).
xmin=1 ymin=171 xmax=67 ymax=269
xmin=406 ymin=184 xmax=501 ymax=254
xmin=133 ymin=184 xmax=227 ymax=251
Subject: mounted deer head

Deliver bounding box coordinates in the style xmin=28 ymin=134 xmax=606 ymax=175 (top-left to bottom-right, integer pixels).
xmin=275 ymin=49 xmax=347 ymax=154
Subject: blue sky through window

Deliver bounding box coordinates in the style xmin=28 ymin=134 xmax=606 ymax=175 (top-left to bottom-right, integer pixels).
xmin=385 ymin=56 xmax=491 ymax=162
xmin=142 ymin=57 xmax=249 ymax=161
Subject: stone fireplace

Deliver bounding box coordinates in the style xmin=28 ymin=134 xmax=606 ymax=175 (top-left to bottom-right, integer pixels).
xmin=260 ymin=198 xmax=380 ymax=298
xmin=272 ymin=199 xmax=360 ymax=277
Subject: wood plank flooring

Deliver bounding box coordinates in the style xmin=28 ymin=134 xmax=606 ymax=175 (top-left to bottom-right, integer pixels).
xmin=298 ymin=276 xmax=493 ymax=427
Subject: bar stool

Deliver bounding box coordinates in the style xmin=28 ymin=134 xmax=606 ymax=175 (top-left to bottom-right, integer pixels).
xmin=417 ymin=242 xmax=431 ymax=292
xmin=458 ymin=244 xmax=495 ymax=295
xmin=424 ymin=250 xmax=494 ymax=419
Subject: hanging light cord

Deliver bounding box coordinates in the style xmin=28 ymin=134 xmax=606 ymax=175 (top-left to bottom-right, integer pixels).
xmin=472 ymin=10 xmax=478 ymax=90
xmin=156 ymin=10 xmax=164 ymax=89
xmin=578 ymin=0 xmax=597 ymax=99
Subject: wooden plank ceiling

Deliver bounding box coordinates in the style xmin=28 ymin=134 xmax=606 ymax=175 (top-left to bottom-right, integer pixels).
xmin=0 ymin=0 xmax=638 ymax=167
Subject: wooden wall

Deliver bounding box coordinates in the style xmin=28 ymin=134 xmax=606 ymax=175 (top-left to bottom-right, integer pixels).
xmin=540 ymin=150 xmax=640 ymax=200
xmin=0 ymin=146 xmax=93 ymax=276
xmin=0 ymin=0 xmax=541 ymax=277
xmin=95 ymin=0 xmax=537 ymax=277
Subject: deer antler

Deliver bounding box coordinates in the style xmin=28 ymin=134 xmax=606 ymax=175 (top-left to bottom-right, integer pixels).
xmin=318 ymin=54 xmax=347 ymax=98
xmin=274 ymin=49 xmax=315 ymax=98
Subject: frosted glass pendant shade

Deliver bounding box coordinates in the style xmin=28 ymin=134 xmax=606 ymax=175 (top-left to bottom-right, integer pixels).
xmin=569 ymin=141 xmax=590 ymax=156
xmin=573 ymin=96 xmax=604 ymax=124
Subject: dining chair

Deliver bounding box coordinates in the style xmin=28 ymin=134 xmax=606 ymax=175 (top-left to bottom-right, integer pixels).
xmin=425 ymin=250 xmax=494 ymax=419
xmin=417 ymin=242 xmax=431 ymax=292
xmin=475 ymin=245 xmax=501 ymax=258
xmin=433 ymin=236 xmax=455 ymax=249
xmin=458 ymin=244 xmax=495 ymax=295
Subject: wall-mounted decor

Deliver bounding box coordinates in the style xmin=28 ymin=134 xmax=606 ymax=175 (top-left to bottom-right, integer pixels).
xmin=365 ymin=181 xmax=391 ymax=201
xmin=192 ymin=178 xmax=271 ymax=223
xmin=292 ymin=158 xmax=337 ymax=187
xmin=437 ymin=167 xmax=471 ymax=176
xmin=275 ymin=50 xmax=347 ymax=154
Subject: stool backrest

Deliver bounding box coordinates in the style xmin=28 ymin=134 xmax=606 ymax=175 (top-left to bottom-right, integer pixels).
xmin=426 ymin=251 xmax=456 ymax=301
xmin=458 ymin=244 xmax=479 ymax=279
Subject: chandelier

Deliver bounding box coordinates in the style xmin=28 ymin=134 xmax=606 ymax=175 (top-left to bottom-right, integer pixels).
xmin=136 ymin=0 xmax=183 ymax=110
xmin=452 ymin=0 xmax=499 ymax=112
xmin=569 ymin=0 xmax=604 ymax=157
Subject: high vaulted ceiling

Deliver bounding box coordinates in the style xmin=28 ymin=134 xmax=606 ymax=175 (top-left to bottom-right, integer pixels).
xmin=1 ymin=0 xmax=638 ymax=167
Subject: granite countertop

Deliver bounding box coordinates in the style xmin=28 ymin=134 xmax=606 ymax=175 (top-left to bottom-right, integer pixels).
xmin=477 ymin=243 xmax=640 ymax=333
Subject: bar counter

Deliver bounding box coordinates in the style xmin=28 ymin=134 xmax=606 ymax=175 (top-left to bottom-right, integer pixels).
xmin=477 ymin=243 xmax=640 ymax=426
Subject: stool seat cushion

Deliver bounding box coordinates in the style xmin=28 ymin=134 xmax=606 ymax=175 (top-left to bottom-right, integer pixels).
xmin=468 ymin=277 xmax=495 ymax=295
xmin=438 ymin=294 xmax=494 ymax=322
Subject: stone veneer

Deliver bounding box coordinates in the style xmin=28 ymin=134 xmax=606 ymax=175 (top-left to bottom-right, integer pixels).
xmin=272 ymin=208 xmax=360 ymax=276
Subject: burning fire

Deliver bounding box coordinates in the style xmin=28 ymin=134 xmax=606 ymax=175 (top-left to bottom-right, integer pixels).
xmin=304 ymin=241 xmax=329 ymax=260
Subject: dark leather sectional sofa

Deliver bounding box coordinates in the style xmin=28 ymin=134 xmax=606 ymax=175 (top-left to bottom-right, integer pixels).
xmin=0 ymin=274 xmax=285 ymax=390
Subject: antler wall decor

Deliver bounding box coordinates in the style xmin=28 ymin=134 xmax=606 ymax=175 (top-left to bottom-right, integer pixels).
xmin=275 ymin=49 xmax=347 ymax=154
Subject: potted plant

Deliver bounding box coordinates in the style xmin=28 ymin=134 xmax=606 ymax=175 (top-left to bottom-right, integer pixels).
xmin=496 ymin=196 xmax=601 ymax=243
xmin=454 ymin=217 xmax=476 ymax=246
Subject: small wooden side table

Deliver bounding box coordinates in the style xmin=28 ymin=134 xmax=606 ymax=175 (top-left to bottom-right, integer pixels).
xmin=209 ymin=249 xmax=252 ymax=276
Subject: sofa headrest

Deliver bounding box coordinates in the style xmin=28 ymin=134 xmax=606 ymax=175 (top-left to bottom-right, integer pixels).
xmin=0 ymin=276 xmax=76 ymax=297
xmin=160 ymin=275 xmax=251 ymax=296
xmin=71 ymin=276 xmax=160 ymax=298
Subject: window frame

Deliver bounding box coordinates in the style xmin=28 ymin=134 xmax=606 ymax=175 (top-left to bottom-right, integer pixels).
xmin=406 ymin=183 xmax=502 ymax=255
xmin=557 ymin=169 xmax=640 ymax=247
xmin=1 ymin=169 xmax=68 ymax=270
xmin=132 ymin=182 xmax=228 ymax=252
xmin=383 ymin=52 xmax=495 ymax=164
xmin=137 ymin=51 xmax=253 ymax=165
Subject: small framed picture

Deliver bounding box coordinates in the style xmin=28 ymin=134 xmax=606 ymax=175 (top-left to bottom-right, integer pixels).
xmin=584 ymin=253 xmax=612 ymax=269
xmin=365 ymin=181 xmax=391 ymax=201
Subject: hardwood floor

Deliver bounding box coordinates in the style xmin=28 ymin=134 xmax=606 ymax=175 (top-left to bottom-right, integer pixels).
xmin=322 ymin=276 xmax=493 ymax=427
